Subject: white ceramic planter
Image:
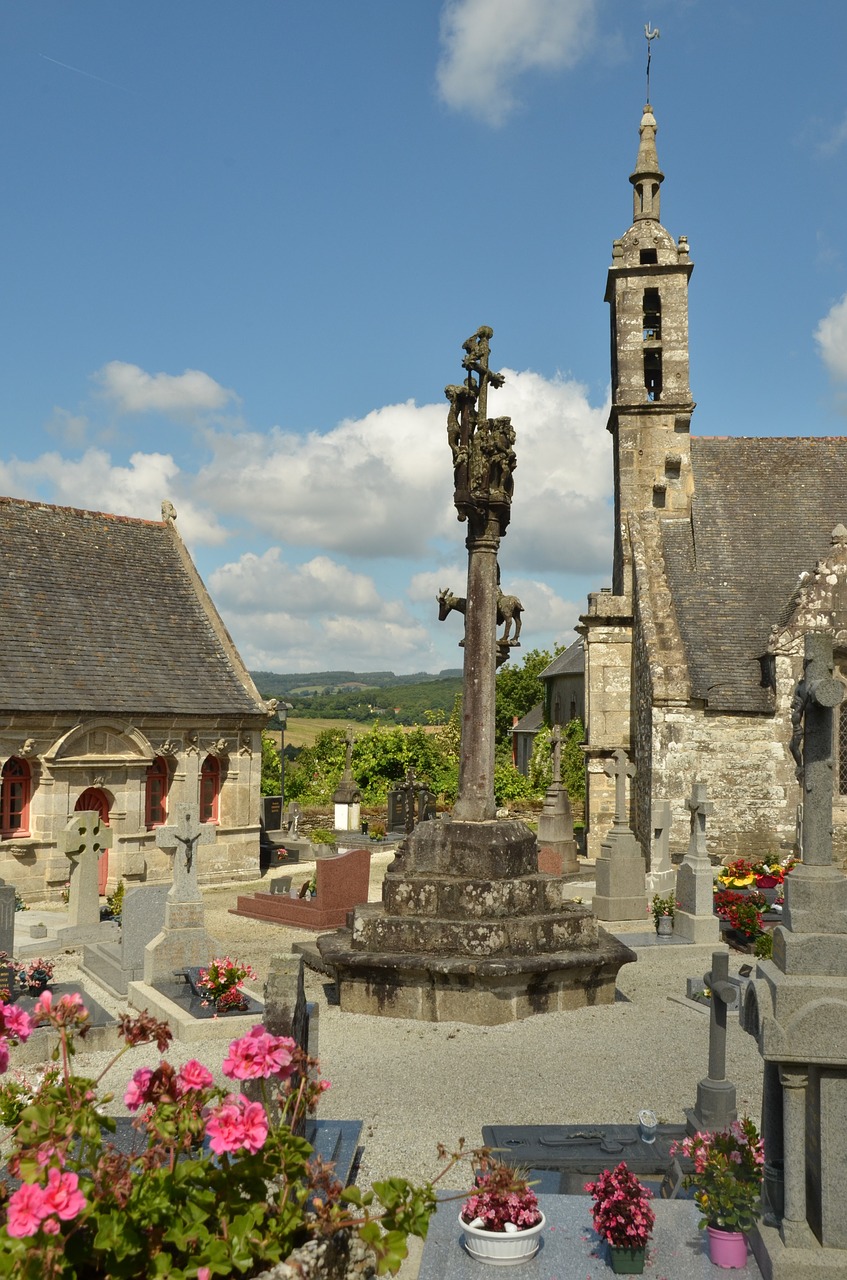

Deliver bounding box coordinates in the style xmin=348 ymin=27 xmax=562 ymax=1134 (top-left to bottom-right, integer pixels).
xmin=459 ymin=1212 xmax=546 ymax=1265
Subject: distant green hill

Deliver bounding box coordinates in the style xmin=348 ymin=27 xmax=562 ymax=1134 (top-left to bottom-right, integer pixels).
xmin=252 ymin=669 xmax=463 ymax=725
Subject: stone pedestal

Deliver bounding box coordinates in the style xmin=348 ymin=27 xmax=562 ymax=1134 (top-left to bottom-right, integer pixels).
xmin=536 ymin=783 xmax=579 ymax=876
xmin=675 ymin=781 xmax=720 ymax=944
xmin=592 ymin=827 xmax=647 ymax=921
xmin=318 ymin=817 xmax=635 ymax=1024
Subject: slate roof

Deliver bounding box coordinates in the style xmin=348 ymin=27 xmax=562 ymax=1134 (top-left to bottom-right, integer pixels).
xmin=0 ymin=497 xmax=266 ymax=717
xmin=511 ymin=703 xmax=544 ymax=735
xmin=659 ymin=437 xmax=847 ymax=712
xmin=539 ymin=637 xmax=584 ymax=681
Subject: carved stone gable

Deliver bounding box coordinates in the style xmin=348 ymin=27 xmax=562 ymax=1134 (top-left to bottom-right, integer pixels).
xmin=48 ymin=721 xmax=151 ymax=766
xmin=769 ymin=525 xmax=847 ymax=657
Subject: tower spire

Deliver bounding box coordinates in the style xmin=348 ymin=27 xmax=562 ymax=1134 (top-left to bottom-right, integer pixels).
xmin=630 ymin=101 xmax=664 ymax=223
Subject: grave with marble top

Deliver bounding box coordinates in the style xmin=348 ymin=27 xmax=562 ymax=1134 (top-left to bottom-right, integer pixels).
xmin=230 ymin=846 xmax=372 ymax=930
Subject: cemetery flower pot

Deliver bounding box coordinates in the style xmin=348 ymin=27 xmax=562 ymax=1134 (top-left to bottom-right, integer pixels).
xmin=459 ymin=1212 xmax=545 ymax=1265
xmin=609 ymin=1244 xmax=647 ymax=1274
xmin=706 ymin=1226 xmax=748 ymax=1268
xmin=656 ymin=915 xmax=673 ymax=937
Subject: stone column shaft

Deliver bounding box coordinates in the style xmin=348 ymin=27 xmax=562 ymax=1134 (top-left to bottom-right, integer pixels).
xmin=453 ymin=525 xmax=499 ymax=822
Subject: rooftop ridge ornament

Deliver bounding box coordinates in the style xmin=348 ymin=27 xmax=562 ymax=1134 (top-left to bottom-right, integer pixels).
xmin=644 ymin=22 xmax=660 ymax=102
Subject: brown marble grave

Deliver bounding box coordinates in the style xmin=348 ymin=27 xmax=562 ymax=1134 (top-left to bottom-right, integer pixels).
xmin=230 ymin=847 xmax=371 ymax=930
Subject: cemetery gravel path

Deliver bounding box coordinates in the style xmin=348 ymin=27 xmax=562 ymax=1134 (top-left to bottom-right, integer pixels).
xmin=40 ymin=853 xmax=765 ymax=1194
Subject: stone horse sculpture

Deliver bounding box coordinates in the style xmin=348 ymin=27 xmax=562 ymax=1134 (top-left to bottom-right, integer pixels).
xmin=436 ymin=587 xmax=523 ymax=646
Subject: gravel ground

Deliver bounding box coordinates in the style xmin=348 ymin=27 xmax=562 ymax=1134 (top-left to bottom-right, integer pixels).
xmin=10 ymin=853 xmax=765 ymax=1196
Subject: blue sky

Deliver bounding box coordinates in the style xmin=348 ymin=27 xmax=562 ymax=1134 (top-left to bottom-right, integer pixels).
xmin=2 ymin=1 xmax=847 ymax=675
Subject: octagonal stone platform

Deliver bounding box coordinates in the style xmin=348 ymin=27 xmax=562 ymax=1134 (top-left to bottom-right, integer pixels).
xmin=317 ymin=817 xmax=635 ymax=1024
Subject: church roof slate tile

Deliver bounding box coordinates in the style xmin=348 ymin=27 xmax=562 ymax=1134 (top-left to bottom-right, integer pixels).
xmin=659 ymin=437 xmax=847 ymax=712
xmin=0 ymin=496 xmax=266 ymax=717
xmin=539 ymin=638 xmax=584 ymax=680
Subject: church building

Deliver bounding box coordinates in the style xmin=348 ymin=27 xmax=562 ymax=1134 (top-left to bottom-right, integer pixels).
xmin=580 ymin=101 xmax=847 ymax=868
xmin=0 ymin=496 xmax=270 ymax=900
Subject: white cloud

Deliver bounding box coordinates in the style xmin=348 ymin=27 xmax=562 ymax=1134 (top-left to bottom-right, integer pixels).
xmin=0 ymin=448 xmax=227 ymax=546
xmin=818 ymin=111 xmax=847 ymax=158
xmin=815 ymin=294 xmax=847 ymax=382
xmin=209 ymin=549 xmax=436 ymax=673
xmin=195 ymin=369 xmax=611 ymax=573
xmin=436 ymin=0 xmax=598 ymax=124
xmin=93 ymin=360 xmax=236 ymax=418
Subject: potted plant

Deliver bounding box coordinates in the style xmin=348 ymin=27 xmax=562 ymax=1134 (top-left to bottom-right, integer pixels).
xmin=671 ymin=1117 xmax=764 ymax=1268
xmin=0 ymin=991 xmax=462 ymax=1278
xmin=716 ymin=858 xmax=756 ymax=890
xmin=459 ymin=1158 xmax=545 ymax=1264
xmin=196 ymin=955 xmax=258 ymax=1014
xmin=713 ymin=890 xmax=766 ymax=945
xmin=16 ymin=958 xmax=54 ymax=996
xmin=585 ymin=1161 xmax=655 ymax=1274
xmin=650 ymin=893 xmax=677 ymax=936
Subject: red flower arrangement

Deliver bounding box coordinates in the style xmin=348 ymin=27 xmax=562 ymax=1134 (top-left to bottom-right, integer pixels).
xmin=461 ymin=1161 xmax=542 ymax=1232
xmin=586 ymin=1161 xmax=655 ymax=1251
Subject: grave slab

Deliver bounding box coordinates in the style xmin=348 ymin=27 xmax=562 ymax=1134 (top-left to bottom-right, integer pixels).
xmin=231 ymin=848 xmax=371 ymax=931
xmin=127 ymin=978 xmax=264 ymax=1045
xmin=82 ymin=883 xmax=171 ymax=997
xmin=419 ymin=1194 xmax=764 ymax=1279
xmin=482 ymin=1123 xmax=688 ymax=1194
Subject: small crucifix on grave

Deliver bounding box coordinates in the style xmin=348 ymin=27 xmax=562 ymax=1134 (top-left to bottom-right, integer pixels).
xmin=154 ymin=803 xmax=215 ymax=903
xmin=603 ymin=748 xmax=635 ymax=829
xmin=61 ymin=811 xmax=112 ymax=929
xmin=687 ymin=949 xmax=738 ymax=1133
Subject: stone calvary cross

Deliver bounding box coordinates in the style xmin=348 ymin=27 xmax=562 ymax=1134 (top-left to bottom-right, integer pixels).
xmin=61 ymin=811 xmax=113 ymax=929
xmin=154 ymin=803 xmax=215 ymax=903
xmin=603 ymin=748 xmax=636 ymax=828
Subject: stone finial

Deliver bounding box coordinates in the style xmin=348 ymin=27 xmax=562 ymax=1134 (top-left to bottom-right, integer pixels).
xmin=630 ymin=102 xmax=664 ymax=223
xmin=161 ymin=500 xmax=177 ymax=523
xmin=832 ymin=523 xmax=847 ymax=546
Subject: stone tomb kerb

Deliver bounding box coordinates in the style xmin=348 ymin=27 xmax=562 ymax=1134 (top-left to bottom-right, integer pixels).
xmin=318 ymin=329 xmax=634 ymax=1023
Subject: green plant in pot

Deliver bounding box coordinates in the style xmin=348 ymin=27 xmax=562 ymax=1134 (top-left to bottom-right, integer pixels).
xmin=585 ymin=1161 xmax=654 ymax=1274
xmin=671 ymin=1117 xmax=764 ymax=1268
xmin=649 ymin=893 xmax=677 ymax=934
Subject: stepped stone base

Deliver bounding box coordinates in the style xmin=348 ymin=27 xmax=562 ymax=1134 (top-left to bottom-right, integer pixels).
xmin=317 ymin=816 xmax=635 ymax=1024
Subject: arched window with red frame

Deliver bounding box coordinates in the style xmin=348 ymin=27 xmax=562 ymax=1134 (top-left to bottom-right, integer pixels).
xmin=200 ymin=755 xmax=220 ymax=824
xmin=145 ymin=757 xmax=170 ymax=828
xmin=1 ymin=758 xmax=31 ymax=838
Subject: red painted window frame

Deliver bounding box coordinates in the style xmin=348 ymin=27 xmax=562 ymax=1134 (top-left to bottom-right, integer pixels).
xmin=200 ymin=755 xmax=220 ymax=824
xmin=145 ymin=757 xmax=170 ymax=828
xmin=1 ymin=758 xmax=31 ymax=838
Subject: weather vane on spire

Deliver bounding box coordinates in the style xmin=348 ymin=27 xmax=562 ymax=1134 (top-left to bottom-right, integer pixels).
xmin=645 ymin=22 xmax=660 ymax=103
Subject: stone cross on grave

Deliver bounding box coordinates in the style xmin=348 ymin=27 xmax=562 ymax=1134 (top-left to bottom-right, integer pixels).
xmin=685 ymin=779 xmax=713 ymax=865
xmin=603 ymin=748 xmax=635 ymax=829
xmin=789 ymin=631 xmax=844 ymax=867
xmin=61 ymin=811 xmax=112 ymax=929
xmin=154 ymin=803 xmax=215 ymax=904
xmin=686 ymin=949 xmax=738 ymax=1134
xmin=396 ymin=766 xmax=425 ymax=835
xmin=551 ymin=725 xmax=562 ymax=787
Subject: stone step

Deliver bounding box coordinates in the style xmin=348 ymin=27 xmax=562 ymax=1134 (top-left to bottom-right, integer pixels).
xmin=381 ymin=870 xmax=581 ymax=920
xmin=349 ymin=901 xmax=598 ymax=958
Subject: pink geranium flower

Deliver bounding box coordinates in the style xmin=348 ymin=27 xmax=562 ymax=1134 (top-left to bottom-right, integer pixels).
xmin=124 ymin=1067 xmax=154 ymax=1111
xmin=41 ymin=1167 xmax=86 ymax=1221
xmin=177 ymin=1059 xmax=214 ymax=1095
xmin=6 ymin=1182 xmax=48 ymax=1237
xmin=1 ymin=1004 xmax=33 ymax=1043
xmin=205 ymin=1096 xmax=268 ymax=1155
xmin=222 ymin=1026 xmax=296 ymax=1081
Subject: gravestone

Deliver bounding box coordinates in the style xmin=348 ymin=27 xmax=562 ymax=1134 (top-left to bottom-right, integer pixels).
xmin=387 ymin=768 xmax=434 ymax=835
xmin=262 ymin=795 xmax=283 ymax=831
xmin=646 ymin=799 xmax=675 ymax=898
xmin=686 ymin=950 xmax=738 ymax=1134
xmin=592 ymin=749 xmax=648 ymax=921
xmin=232 ymin=848 xmax=371 ymax=931
xmin=141 ymin=803 xmax=221 ymax=985
xmin=82 ymin=883 xmax=171 ymax=996
xmin=742 ymin=633 xmax=847 ymax=1277
xmin=57 ymin=811 xmax=120 ymax=946
xmin=0 ymin=883 xmax=16 ymax=959
xmin=537 ymin=726 xmax=580 ymax=876
xmin=674 ymin=781 xmax=720 ymax=944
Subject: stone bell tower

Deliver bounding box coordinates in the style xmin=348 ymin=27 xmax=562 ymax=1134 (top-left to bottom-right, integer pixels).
xmin=606 ymin=101 xmax=696 ymax=595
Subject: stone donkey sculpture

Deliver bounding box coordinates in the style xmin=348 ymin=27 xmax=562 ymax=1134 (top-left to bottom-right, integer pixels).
xmin=436 ymin=587 xmax=523 ymax=646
